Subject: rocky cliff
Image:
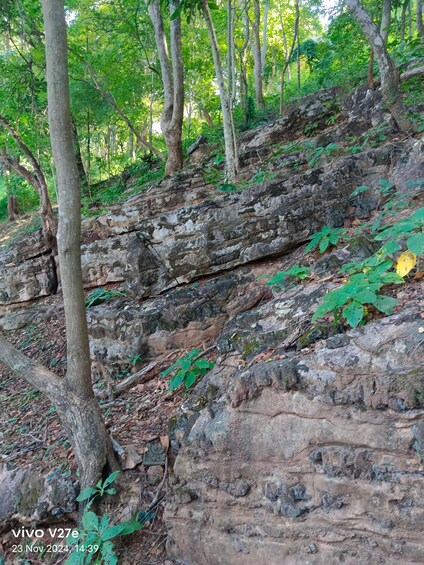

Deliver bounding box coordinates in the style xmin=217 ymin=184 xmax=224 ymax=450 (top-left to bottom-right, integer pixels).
xmin=0 ymin=87 xmax=423 ymax=563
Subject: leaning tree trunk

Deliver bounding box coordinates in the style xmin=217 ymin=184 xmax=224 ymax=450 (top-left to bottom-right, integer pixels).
xmin=41 ymin=0 xmax=116 ymax=489
xmin=346 ymin=0 xmax=413 ymax=132
xmin=0 ymin=114 xmax=57 ymax=252
xmin=201 ymin=0 xmax=239 ymax=180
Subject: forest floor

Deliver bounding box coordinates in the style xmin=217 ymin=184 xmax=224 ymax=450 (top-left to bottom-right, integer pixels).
xmin=0 ymin=292 xmax=197 ymax=564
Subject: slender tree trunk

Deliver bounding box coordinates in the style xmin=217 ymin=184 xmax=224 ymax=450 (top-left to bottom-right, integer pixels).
xmin=417 ymin=0 xmax=424 ymax=35
xmin=279 ymin=0 xmax=299 ymax=115
xmin=203 ymin=110 xmax=214 ymax=127
xmin=201 ymin=0 xmax=239 ymax=180
xmin=239 ymin=0 xmax=250 ymax=123
xmin=261 ymin=0 xmax=269 ymax=74
xmin=0 ymin=114 xmax=57 ymax=252
xmin=41 ymin=0 xmax=117 ymax=489
xmin=346 ymin=0 xmax=413 ymax=132
xmin=7 ymin=195 xmax=19 ymax=220
xmin=368 ymin=0 xmax=391 ymax=88
xmin=71 ymin=117 xmax=87 ymax=188
xmin=251 ymin=0 xmax=265 ymax=108
xmin=128 ymin=130 xmax=135 ymax=161
xmin=400 ymin=0 xmax=410 ymax=40
xmin=147 ymin=0 xmax=184 ymax=175
xmin=3 ymin=165 xmax=19 ymax=220
xmin=381 ymin=0 xmax=392 ymax=43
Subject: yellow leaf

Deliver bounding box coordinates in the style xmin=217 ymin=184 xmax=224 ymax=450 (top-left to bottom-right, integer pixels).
xmin=396 ymin=250 xmax=417 ymax=277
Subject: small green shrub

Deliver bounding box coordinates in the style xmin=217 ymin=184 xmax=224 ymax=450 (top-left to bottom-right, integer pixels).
xmin=307 ymin=143 xmax=339 ymax=168
xmin=312 ymin=265 xmax=403 ymax=328
xmin=160 ymin=348 xmax=214 ymax=391
xmin=265 ymin=265 xmax=312 ymax=288
xmin=85 ymin=288 xmax=126 ymax=308
xmin=304 ymin=225 xmax=347 ymax=254
xmin=66 ymin=472 xmax=142 ymax=565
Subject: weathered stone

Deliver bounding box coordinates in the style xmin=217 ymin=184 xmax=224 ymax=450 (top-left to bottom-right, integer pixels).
xmin=165 ymin=302 xmax=424 ymax=564
xmin=0 ymin=464 xmax=76 ymax=530
xmin=147 ymin=465 xmax=164 ymax=486
xmin=121 ymin=445 xmax=144 ymax=470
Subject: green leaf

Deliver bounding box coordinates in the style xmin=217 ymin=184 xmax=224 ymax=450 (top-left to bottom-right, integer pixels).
xmin=342 ymin=301 xmax=364 ymax=328
xmin=119 ymin=519 xmax=143 ymax=535
xmin=99 ymin=513 xmax=110 ymax=531
xmin=100 ymin=541 xmax=118 ymax=565
xmin=355 ymin=289 xmax=377 ymax=303
xmin=407 ymin=232 xmax=424 ymax=255
xmin=379 ymin=272 xmax=405 ymax=284
xmin=168 ymin=372 xmax=185 ymax=391
xmin=183 ymin=370 xmax=198 ymax=389
xmin=103 ymin=470 xmax=120 ymax=488
xmin=351 ymin=185 xmax=370 ymax=197
xmin=373 ymin=295 xmax=398 ymax=315
xmin=181 ymin=358 xmax=193 ymax=371
xmin=319 ymin=237 xmax=330 ymax=253
xmin=194 ymin=358 xmax=214 ymax=369
xmin=101 ymin=524 xmax=125 ymax=541
xmin=82 ymin=511 xmax=99 ymax=531
xmin=76 ymin=488 xmax=97 ymax=502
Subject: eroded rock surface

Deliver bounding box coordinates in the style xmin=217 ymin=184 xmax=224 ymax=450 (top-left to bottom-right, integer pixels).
xmin=165 ymin=301 xmax=424 ymax=564
xmin=0 ymin=464 xmax=76 ymax=531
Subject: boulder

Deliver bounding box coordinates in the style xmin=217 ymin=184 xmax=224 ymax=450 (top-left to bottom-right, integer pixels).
xmin=0 ymin=464 xmax=76 ymax=531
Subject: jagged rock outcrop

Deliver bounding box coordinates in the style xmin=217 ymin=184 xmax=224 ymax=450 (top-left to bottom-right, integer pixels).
xmin=165 ymin=295 xmax=424 ymax=564
xmin=0 ymin=87 xmax=410 ymax=310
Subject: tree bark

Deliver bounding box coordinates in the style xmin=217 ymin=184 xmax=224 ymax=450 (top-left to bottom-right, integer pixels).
xmin=417 ymin=0 xmax=424 ymax=35
xmin=261 ymin=0 xmax=269 ymax=74
xmin=147 ymin=0 xmax=184 ymax=175
xmin=279 ymin=0 xmax=299 ymax=115
xmin=0 ymin=114 xmax=57 ymax=252
xmin=346 ymin=0 xmax=413 ymax=132
xmin=251 ymin=0 xmax=265 ymax=108
xmin=7 ymin=195 xmax=19 ymax=221
xmin=201 ymin=0 xmax=238 ymax=180
xmin=368 ymin=0 xmax=391 ymax=88
xmin=40 ymin=0 xmax=116 ymax=489
xmin=71 ymin=117 xmax=87 ymax=189
xmin=400 ymin=0 xmax=410 ymax=40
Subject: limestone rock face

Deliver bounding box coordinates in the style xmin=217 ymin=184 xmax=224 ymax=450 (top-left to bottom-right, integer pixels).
xmin=165 ymin=301 xmax=424 ymax=564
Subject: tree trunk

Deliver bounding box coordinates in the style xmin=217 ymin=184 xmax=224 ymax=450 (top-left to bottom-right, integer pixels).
xmin=71 ymin=117 xmax=87 ymax=189
xmin=381 ymin=0 xmax=392 ymax=43
xmin=7 ymin=195 xmax=19 ymax=220
xmin=0 ymin=114 xmax=57 ymax=252
xmin=201 ymin=0 xmax=239 ymax=180
xmin=279 ymin=0 xmax=299 ymax=115
xmin=346 ymin=0 xmax=413 ymax=132
xmin=147 ymin=0 xmax=184 ymax=175
xmin=368 ymin=0 xmax=391 ymax=89
xmin=251 ymin=0 xmax=265 ymax=108
xmin=417 ymin=0 xmax=424 ymax=35
xmin=400 ymin=0 xmax=410 ymax=40
xmin=41 ymin=0 xmax=116 ymax=489
xmin=261 ymin=0 xmax=269 ymax=74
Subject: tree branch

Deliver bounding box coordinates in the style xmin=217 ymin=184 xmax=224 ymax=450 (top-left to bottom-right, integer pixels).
xmin=0 ymin=333 xmax=62 ymax=400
